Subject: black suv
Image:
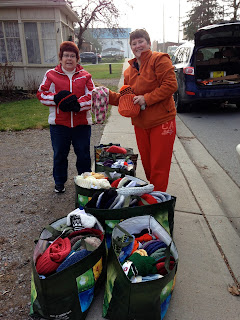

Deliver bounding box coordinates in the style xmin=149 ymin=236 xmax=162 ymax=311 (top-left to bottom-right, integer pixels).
xmin=172 ymin=21 xmax=240 ymax=112
xmin=80 ymin=52 xmax=101 ymax=64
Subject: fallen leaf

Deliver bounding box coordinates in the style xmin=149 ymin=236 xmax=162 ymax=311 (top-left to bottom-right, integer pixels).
xmin=228 ymin=285 xmax=240 ymax=296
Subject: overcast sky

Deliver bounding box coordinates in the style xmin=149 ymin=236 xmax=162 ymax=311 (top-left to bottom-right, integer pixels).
xmin=73 ymin=0 xmax=192 ymax=43
xmin=118 ymin=0 xmax=192 ymax=43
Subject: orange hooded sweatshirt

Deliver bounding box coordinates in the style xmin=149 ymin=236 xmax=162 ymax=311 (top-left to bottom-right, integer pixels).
xmin=109 ymin=50 xmax=178 ymax=129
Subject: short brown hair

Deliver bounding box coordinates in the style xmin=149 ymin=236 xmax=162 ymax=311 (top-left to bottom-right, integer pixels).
xmin=59 ymin=41 xmax=79 ymax=60
xmin=129 ymin=29 xmax=151 ymax=45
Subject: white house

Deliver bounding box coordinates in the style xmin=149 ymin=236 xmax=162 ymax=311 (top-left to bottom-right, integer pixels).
xmin=0 ymin=0 xmax=79 ymax=90
xmin=90 ymin=28 xmax=132 ymax=59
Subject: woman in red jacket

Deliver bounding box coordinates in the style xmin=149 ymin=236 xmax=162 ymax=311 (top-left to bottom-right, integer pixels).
xmin=37 ymin=41 xmax=95 ymax=193
xmin=109 ymin=29 xmax=178 ymax=191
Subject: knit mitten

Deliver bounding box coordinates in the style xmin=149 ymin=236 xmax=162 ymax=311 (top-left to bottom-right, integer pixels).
xmin=123 ymin=253 xmax=157 ymax=277
xmin=54 ymin=90 xmax=80 ymax=112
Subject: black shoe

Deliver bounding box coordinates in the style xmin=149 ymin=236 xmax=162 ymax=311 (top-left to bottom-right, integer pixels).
xmin=55 ymin=184 xmax=65 ymax=193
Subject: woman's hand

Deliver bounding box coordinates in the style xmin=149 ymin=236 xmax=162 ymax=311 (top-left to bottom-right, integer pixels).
xmin=133 ymin=95 xmax=146 ymax=106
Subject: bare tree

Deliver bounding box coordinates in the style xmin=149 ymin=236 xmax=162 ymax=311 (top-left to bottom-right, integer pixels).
xmin=72 ymin=0 xmax=127 ymax=49
xmin=222 ymin=0 xmax=240 ymax=20
xmin=183 ymin=0 xmax=223 ymax=40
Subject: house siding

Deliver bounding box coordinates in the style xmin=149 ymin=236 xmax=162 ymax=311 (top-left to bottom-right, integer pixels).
xmin=0 ymin=1 xmax=79 ymax=90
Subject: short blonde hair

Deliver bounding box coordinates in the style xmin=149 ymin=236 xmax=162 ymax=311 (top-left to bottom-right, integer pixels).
xmin=129 ymin=29 xmax=151 ymax=45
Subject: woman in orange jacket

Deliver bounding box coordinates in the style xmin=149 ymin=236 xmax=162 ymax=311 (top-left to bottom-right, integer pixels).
xmin=109 ymin=29 xmax=178 ymax=191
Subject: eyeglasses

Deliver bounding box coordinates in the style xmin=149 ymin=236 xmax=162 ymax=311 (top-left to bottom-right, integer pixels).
xmin=62 ymin=54 xmax=76 ymax=59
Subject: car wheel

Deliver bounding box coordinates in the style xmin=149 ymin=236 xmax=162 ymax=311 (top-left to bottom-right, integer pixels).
xmin=92 ymin=58 xmax=96 ymax=64
xmin=174 ymin=91 xmax=189 ymax=113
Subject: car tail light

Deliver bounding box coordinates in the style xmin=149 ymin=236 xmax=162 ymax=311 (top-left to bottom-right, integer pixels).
xmin=186 ymin=91 xmax=195 ymax=95
xmin=183 ymin=67 xmax=194 ymax=75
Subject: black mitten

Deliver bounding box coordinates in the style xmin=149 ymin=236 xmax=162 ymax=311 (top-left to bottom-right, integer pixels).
xmin=54 ymin=90 xmax=80 ymax=112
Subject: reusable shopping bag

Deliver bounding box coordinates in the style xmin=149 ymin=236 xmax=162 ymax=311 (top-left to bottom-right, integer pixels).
xmin=30 ymin=213 xmax=106 ymax=320
xmin=103 ymin=215 xmax=179 ymax=320
xmin=94 ymin=143 xmax=138 ymax=176
xmin=85 ymin=192 xmax=176 ymax=249
xmin=74 ymin=173 xmax=147 ymax=209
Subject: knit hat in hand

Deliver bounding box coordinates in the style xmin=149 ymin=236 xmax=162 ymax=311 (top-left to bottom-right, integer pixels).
xmin=118 ymin=94 xmax=140 ymax=118
xmin=54 ymin=90 xmax=80 ymax=112
xmin=126 ymin=253 xmax=157 ymax=277
xmin=36 ymin=237 xmax=71 ymax=275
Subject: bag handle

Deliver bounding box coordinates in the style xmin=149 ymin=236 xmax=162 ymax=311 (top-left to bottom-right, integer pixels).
xmin=112 ymin=224 xmax=134 ymax=249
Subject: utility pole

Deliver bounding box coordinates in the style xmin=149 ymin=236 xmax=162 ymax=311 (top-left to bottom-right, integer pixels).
xmin=178 ymin=0 xmax=180 ymax=44
xmin=162 ymin=0 xmax=165 ymax=52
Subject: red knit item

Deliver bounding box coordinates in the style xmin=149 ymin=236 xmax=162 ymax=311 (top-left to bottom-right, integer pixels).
xmin=130 ymin=239 xmax=139 ymax=255
xmin=135 ymin=233 xmax=154 ymax=243
xmin=118 ymin=94 xmax=140 ymax=118
xmin=106 ymin=146 xmax=127 ymax=154
xmin=36 ymin=237 xmax=71 ymax=275
xmin=156 ymin=257 xmax=175 ymax=275
xmin=138 ymin=194 xmax=158 ymax=206
xmin=111 ymin=178 xmax=122 ymax=188
xmin=68 ymin=228 xmax=104 ymax=241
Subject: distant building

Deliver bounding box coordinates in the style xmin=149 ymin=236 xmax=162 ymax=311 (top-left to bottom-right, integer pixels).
xmin=89 ymin=28 xmax=132 ymax=58
xmin=0 ymin=0 xmax=79 ymax=90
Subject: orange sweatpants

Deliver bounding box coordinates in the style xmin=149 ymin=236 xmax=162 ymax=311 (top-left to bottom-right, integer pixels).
xmin=134 ymin=119 xmax=176 ymax=192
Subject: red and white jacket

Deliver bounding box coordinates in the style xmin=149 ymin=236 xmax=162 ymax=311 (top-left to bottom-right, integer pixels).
xmin=37 ymin=64 xmax=95 ymax=127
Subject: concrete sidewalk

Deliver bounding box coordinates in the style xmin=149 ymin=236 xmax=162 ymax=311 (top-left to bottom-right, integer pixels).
xmin=87 ymin=60 xmax=240 ymax=319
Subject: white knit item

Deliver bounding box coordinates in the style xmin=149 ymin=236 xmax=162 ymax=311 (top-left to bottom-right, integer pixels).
xmin=67 ymin=208 xmax=97 ymax=229
xmin=117 ymin=184 xmax=154 ymax=196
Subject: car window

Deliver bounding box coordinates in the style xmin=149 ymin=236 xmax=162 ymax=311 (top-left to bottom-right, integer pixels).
xmin=174 ymin=47 xmax=190 ymax=64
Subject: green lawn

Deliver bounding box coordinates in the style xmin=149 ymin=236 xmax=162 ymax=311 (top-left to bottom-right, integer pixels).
xmin=83 ymin=63 xmax=123 ymax=79
xmin=0 ymin=63 xmax=122 ymax=131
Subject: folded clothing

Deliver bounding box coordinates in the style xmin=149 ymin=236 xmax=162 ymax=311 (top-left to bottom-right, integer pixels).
xmin=36 ymin=237 xmax=71 ymax=275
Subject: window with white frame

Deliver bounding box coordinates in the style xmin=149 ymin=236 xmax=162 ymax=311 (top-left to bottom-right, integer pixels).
xmin=24 ymin=22 xmax=41 ymax=64
xmin=0 ymin=21 xmax=22 ymax=63
xmin=41 ymin=22 xmax=57 ymax=64
xmin=24 ymin=22 xmax=58 ymax=64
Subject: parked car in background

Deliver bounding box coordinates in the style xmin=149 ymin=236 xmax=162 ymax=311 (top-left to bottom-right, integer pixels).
xmin=80 ymin=52 xmax=102 ymax=64
xmin=167 ymin=45 xmax=178 ymax=58
xmin=172 ymin=21 xmax=240 ymax=112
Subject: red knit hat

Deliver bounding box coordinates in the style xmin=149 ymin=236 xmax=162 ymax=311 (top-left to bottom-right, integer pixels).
xmin=68 ymin=228 xmax=104 ymax=241
xmin=106 ymin=145 xmax=127 ymax=154
xmin=156 ymin=256 xmax=175 ymax=275
xmin=138 ymin=194 xmax=158 ymax=206
xmin=111 ymin=178 xmax=123 ymax=188
xmin=36 ymin=237 xmax=71 ymax=275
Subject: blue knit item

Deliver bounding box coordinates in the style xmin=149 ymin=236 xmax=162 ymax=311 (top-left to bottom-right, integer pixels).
xmin=142 ymin=240 xmax=167 ymax=256
xmin=56 ymin=249 xmax=91 ymax=272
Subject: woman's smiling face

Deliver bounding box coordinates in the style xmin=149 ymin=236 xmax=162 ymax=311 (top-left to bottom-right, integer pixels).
xmin=130 ymin=37 xmax=151 ymax=59
xmin=60 ymin=51 xmax=78 ymax=71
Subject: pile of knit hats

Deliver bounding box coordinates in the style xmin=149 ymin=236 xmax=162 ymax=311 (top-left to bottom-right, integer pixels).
xmin=74 ymin=171 xmax=111 ymax=190
xmin=35 ymin=209 xmax=104 ymax=277
xmin=117 ymin=228 xmax=175 ymax=282
xmin=86 ymin=177 xmax=172 ymax=210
